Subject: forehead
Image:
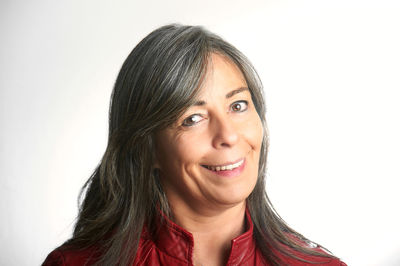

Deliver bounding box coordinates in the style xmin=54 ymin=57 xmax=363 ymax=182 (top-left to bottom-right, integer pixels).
xmin=196 ymin=53 xmax=248 ymax=98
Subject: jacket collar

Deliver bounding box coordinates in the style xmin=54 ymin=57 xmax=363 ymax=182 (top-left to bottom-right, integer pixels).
xmin=147 ymin=207 xmax=257 ymax=265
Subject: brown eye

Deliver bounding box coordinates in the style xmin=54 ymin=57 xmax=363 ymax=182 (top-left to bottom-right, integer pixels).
xmin=230 ymin=101 xmax=248 ymax=112
xmin=182 ymin=114 xmax=203 ymax=127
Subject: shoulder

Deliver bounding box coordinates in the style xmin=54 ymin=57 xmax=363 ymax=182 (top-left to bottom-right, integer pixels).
xmin=42 ymin=236 xmax=152 ymax=266
xmin=279 ymin=247 xmax=347 ymax=266
xmin=42 ymin=246 xmax=101 ymax=266
xmin=272 ymin=234 xmax=347 ymax=266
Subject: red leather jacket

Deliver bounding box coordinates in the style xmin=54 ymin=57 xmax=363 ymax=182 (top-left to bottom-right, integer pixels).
xmin=43 ymin=210 xmax=346 ymax=265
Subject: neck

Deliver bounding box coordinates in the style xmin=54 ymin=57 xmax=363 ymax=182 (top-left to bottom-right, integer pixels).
xmin=169 ymin=202 xmax=247 ymax=266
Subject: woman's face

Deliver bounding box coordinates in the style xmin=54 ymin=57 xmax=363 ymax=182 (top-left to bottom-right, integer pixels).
xmin=155 ymin=53 xmax=263 ymax=212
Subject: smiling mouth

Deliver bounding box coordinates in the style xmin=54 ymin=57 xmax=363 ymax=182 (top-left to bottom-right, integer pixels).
xmin=202 ymin=159 xmax=245 ymax=172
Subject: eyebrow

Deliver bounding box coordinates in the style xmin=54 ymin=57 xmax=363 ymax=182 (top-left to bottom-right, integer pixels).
xmin=226 ymin=87 xmax=249 ymax=99
xmin=193 ymin=87 xmax=249 ymax=106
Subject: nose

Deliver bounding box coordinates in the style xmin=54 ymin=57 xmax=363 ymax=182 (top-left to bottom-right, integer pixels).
xmin=211 ymin=115 xmax=239 ymax=149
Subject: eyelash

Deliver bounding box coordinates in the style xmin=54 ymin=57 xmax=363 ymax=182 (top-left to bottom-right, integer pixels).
xmin=181 ymin=100 xmax=249 ymax=127
xmin=230 ymin=100 xmax=248 ymax=112
xmin=182 ymin=114 xmax=204 ymax=127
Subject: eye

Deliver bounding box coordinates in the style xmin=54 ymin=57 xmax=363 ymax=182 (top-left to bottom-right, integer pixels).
xmin=182 ymin=114 xmax=204 ymax=127
xmin=230 ymin=101 xmax=248 ymax=112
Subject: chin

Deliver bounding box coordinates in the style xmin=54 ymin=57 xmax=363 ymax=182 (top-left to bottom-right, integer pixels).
xmin=211 ymin=185 xmax=255 ymax=207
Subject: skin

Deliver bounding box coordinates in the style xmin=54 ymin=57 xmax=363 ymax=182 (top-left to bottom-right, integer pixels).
xmin=155 ymin=53 xmax=263 ymax=266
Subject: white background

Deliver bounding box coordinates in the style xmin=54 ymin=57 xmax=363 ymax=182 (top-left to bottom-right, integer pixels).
xmin=1 ymin=0 xmax=399 ymax=265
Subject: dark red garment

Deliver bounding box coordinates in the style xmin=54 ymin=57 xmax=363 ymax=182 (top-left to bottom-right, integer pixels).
xmin=43 ymin=210 xmax=346 ymax=265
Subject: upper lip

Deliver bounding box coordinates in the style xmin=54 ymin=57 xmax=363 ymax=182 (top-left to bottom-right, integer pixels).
xmin=201 ymin=158 xmax=244 ymax=168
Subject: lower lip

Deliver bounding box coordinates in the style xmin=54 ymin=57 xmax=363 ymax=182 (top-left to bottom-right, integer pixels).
xmin=203 ymin=159 xmax=246 ymax=177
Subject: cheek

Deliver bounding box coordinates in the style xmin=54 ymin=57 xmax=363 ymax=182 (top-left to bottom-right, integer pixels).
xmin=175 ymin=133 xmax=211 ymax=172
xmin=243 ymin=114 xmax=264 ymax=150
xmin=159 ymin=132 xmax=206 ymax=174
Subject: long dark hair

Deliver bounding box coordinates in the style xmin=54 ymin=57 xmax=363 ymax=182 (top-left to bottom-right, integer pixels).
xmin=66 ymin=24 xmax=336 ymax=265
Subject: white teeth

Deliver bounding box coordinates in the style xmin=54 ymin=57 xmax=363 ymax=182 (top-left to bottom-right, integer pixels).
xmin=206 ymin=159 xmax=244 ymax=172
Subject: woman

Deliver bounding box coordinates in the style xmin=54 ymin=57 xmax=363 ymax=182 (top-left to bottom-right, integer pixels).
xmin=43 ymin=24 xmax=346 ymax=266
